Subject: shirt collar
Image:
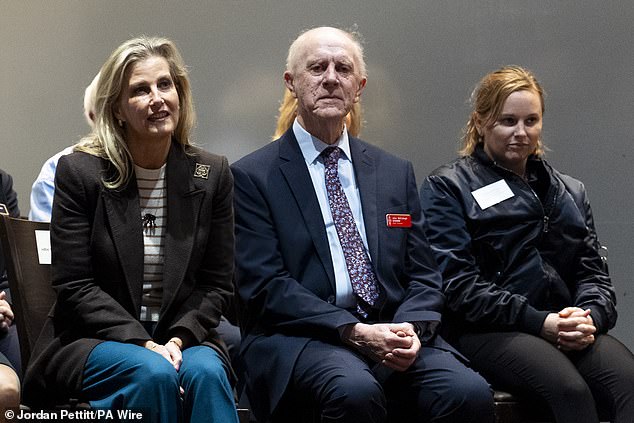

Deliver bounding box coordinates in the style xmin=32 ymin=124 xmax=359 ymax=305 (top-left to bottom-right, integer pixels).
xmin=293 ymin=118 xmax=352 ymax=165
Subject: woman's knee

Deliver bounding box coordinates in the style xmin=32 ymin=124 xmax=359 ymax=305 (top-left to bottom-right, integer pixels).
xmin=131 ymin=353 xmax=179 ymax=388
xmin=537 ymin=374 xmax=593 ymax=409
xmin=580 ymin=334 xmax=634 ymax=406
xmin=180 ymin=346 xmax=230 ymax=386
xmin=0 ymin=365 xmax=20 ymax=409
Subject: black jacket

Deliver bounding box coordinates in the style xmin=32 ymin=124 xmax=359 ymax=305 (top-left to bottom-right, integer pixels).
xmin=23 ymin=143 xmax=235 ymax=406
xmin=420 ymin=145 xmax=616 ymax=337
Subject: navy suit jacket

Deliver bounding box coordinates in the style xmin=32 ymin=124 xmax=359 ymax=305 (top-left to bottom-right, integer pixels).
xmin=232 ymin=129 xmax=451 ymax=420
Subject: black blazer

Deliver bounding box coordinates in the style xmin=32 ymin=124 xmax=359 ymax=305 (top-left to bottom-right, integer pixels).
xmin=23 ymin=142 xmax=235 ymax=406
xmin=232 ymin=129 xmax=451 ymax=420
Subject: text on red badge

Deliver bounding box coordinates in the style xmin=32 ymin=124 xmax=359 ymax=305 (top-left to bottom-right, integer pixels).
xmin=386 ymin=213 xmax=411 ymax=228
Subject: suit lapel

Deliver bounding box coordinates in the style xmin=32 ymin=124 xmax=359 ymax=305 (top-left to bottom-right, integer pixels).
xmin=161 ymin=143 xmax=204 ymax=315
xmin=278 ymin=131 xmax=336 ymax=289
xmin=349 ymin=137 xmax=379 ymax=265
xmin=103 ymin=177 xmax=144 ymax=314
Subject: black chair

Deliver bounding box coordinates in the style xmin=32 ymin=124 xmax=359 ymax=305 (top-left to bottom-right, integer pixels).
xmin=0 ymin=215 xmax=53 ymax=370
xmin=493 ymin=389 xmax=555 ymax=423
xmin=0 ymin=215 xmax=89 ymax=411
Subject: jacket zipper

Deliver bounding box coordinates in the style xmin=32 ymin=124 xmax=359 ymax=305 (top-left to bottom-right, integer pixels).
xmin=492 ymin=162 xmax=556 ymax=234
xmin=541 ymin=191 xmax=558 ymax=234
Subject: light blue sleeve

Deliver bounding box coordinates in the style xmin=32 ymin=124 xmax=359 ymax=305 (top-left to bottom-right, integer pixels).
xmin=29 ymin=146 xmax=74 ymax=222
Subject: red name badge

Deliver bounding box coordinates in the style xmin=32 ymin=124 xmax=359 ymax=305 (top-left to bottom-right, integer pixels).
xmin=386 ymin=213 xmax=411 ymax=228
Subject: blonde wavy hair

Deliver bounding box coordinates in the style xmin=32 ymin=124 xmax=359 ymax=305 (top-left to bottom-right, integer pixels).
xmin=76 ymin=36 xmax=195 ymax=189
xmin=460 ymin=65 xmax=545 ymax=156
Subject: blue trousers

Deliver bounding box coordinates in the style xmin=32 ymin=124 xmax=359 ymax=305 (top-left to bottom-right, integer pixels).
xmin=83 ymin=342 xmax=238 ymax=423
xmin=273 ymin=339 xmax=495 ymax=423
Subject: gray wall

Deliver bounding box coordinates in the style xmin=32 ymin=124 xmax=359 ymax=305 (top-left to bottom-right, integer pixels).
xmin=2 ymin=1 xmax=632 ymax=349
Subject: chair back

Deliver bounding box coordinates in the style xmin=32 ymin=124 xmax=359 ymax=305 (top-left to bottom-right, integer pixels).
xmin=0 ymin=215 xmax=54 ymax=368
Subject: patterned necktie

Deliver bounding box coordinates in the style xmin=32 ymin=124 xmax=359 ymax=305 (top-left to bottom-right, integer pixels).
xmin=322 ymin=146 xmax=380 ymax=314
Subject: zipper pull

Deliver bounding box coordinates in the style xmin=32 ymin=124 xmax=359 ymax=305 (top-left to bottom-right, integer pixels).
xmin=543 ymin=215 xmax=550 ymax=233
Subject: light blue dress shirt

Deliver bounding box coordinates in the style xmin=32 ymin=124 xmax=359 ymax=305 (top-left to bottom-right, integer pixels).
xmin=29 ymin=146 xmax=74 ymax=222
xmin=293 ymin=119 xmax=370 ymax=309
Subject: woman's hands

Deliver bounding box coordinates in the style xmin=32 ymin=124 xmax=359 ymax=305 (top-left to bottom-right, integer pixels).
xmin=540 ymin=307 xmax=596 ymax=351
xmin=142 ymin=337 xmax=184 ymax=371
xmin=142 ymin=337 xmax=186 ymax=395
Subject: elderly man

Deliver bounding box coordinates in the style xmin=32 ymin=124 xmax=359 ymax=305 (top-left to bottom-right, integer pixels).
xmin=232 ymin=27 xmax=495 ymax=423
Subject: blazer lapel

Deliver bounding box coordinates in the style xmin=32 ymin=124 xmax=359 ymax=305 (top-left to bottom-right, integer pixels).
xmin=349 ymin=137 xmax=379 ymax=265
xmin=161 ymin=143 xmax=204 ymax=315
xmin=103 ymin=179 xmax=144 ymax=314
xmin=278 ymin=131 xmax=336 ymax=289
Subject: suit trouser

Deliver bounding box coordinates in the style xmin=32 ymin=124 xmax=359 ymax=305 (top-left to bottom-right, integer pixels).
xmin=453 ymin=332 xmax=634 ymax=423
xmin=217 ymin=316 xmax=241 ymax=366
xmin=273 ymin=339 xmax=495 ymax=423
xmin=82 ymin=341 xmax=238 ymax=423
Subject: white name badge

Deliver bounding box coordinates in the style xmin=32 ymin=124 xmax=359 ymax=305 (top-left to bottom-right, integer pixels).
xmin=471 ymin=179 xmax=514 ymax=210
xmin=35 ymin=229 xmax=51 ymax=265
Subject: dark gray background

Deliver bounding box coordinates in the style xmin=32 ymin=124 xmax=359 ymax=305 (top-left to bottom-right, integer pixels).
xmin=2 ymin=1 xmax=632 ymax=350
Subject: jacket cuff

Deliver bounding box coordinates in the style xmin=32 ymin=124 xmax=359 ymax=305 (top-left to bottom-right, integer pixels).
xmin=411 ymin=321 xmax=440 ymax=344
xmin=588 ymin=306 xmax=606 ymax=334
xmin=520 ymin=305 xmax=550 ymax=335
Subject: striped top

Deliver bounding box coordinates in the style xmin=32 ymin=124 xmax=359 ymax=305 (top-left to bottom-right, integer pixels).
xmin=135 ymin=164 xmax=167 ymax=322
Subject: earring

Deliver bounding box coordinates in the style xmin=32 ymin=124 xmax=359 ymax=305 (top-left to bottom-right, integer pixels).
xmin=117 ymin=119 xmax=123 ymax=127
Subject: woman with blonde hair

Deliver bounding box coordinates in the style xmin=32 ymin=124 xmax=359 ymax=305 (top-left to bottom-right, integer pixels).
xmin=420 ymin=65 xmax=634 ymax=422
xmin=23 ymin=36 xmax=238 ymax=423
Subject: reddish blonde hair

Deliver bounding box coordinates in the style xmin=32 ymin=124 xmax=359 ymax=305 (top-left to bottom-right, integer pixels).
xmin=461 ymin=65 xmax=545 ymax=156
